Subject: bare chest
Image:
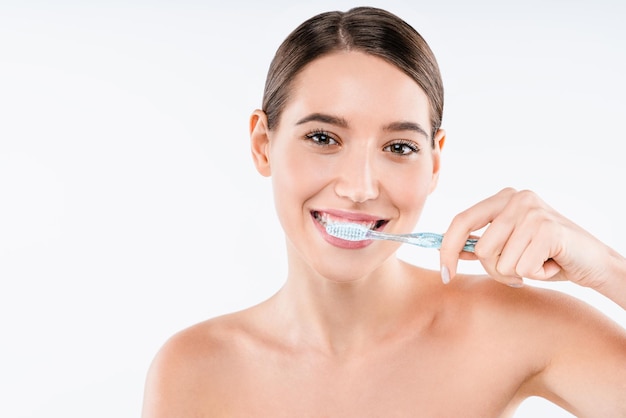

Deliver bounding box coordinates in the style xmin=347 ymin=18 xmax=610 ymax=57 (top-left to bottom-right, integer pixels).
xmin=205 ymin=340 xmax=529 ymax=418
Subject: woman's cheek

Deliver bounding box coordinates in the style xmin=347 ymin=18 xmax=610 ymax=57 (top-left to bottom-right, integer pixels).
xmin=271 ymin=154 xmax=327 ymax=219
xmin=386 ymin=165 xmax=433 ymax=213
xmin=282 ymin=155 xmax=328 ymax=195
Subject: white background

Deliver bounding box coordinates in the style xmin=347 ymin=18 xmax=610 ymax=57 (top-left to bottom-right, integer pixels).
xmin=1 ymin=0 xmax=625 ymax=416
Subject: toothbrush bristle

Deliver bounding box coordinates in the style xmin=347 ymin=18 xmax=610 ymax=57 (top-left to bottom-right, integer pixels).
xmin=325 ymin=223 xmax=370 ymax=241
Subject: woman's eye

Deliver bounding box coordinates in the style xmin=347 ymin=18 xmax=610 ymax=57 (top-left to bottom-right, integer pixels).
xmin=383 ymin=141 xmax=420 ymax=156
xmin=305 ymin=130 xmax=338 ymax=146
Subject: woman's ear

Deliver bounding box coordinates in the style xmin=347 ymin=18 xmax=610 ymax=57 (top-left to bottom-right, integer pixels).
xmin=250 ymin=109 xmax=272 ymax=177
xmin=436 ymin=129 xmax=445 ymax=152
xmin=428 ymin=128 xmax=446 ymax=194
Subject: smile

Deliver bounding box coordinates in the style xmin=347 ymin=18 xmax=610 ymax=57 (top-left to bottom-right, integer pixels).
xmin=312 ymin=211 xmax=388 ymax=231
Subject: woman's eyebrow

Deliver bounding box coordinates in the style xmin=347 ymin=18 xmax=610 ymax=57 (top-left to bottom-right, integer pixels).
xmin=383 ymin=121 xmax=429 ymax=139
xmin=295 ymin=113 xmax=429 ymax=139
xmin=295 ymin=113 xmax=348 ymax=128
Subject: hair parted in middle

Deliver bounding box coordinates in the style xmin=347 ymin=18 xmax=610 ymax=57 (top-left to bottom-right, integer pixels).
xmin=261 ymin=6 xmax=444 ymax=145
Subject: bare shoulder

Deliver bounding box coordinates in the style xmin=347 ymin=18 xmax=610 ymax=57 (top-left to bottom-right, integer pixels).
xmin=452 ymin=274 xmax=626 ymax=415
xmin=455 ymin=273 xmax=624 ymax=335
xmin=449 ymin=273 xmax=626 ymax=352
xmin=149 ymin=312 xmax=244 ymax=373
xmin=141 ymin=310 xmax=258 ymax=417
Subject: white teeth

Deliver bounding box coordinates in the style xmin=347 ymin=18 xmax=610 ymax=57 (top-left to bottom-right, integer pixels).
xmin=315 ymin=212 xmax=377 ymax=230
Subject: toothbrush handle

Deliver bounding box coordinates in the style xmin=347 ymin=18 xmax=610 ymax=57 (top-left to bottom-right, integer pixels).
xmin=371 ymin=231 xmax=477 ymax=252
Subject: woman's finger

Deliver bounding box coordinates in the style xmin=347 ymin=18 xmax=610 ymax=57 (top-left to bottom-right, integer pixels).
xmin=440 ymin=188 xmax=517 ymax=281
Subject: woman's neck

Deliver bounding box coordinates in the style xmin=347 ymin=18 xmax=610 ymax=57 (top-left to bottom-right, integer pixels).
xmin=271 ymin=253 xmax=437 ymax=357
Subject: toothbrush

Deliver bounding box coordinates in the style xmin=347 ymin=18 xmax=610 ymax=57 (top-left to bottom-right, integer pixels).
xmin=325 ymin=222 xmax=477 ymax=252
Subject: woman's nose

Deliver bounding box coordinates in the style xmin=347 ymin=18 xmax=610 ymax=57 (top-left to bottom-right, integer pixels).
xmin=333 ymin=148 xmax=380 ymax=203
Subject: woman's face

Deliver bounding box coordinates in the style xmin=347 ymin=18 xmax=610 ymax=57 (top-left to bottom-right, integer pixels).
xmin=251 ymin=51 xmax=444 ymax=282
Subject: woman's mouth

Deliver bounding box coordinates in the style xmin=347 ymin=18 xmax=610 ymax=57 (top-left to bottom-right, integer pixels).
xmin=312 ymin=210 xmax=388 ymax=248
xmin=313 ymin=211 xmax=387 ymax=229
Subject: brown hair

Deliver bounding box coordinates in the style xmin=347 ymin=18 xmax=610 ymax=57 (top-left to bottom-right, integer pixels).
xmin=262 ymin=6 xmax=444 ymax=145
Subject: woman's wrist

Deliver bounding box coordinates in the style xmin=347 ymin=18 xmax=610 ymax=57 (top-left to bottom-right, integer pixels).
xmin=592 ymin=248 xmax=626 ymax=310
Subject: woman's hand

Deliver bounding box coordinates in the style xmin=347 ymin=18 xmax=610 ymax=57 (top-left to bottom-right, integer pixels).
xmin=440 ymin=188 xmax=626 ymax=307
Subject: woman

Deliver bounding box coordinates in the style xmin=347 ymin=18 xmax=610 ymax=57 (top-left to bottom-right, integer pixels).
xmin=142 ymin=7 xmax=626 ymax=417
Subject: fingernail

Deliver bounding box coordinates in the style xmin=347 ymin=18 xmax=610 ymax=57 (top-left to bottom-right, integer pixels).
xmin=441 ymin=265 xmax=450 ymax=285
xmin=507 ymin=279 xmax=524 ymax=288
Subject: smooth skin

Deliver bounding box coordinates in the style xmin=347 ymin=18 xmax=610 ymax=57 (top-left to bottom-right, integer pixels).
xmin=142 ymin=51 xmax=626 ymax=417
